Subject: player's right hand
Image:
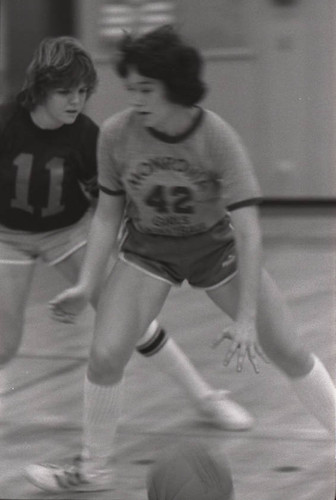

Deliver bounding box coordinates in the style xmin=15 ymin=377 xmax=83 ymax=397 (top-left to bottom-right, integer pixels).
xmin=212 ymin=319 xmax=269 ymax=374
xmin=48 ymin=286 xmax=90 ymax=323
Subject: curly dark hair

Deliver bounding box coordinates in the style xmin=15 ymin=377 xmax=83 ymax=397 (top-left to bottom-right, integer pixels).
xmin=115 ymin=26 xmax=206 ymax=107
xmin=17 ymin=36 xmax=98 ymax=110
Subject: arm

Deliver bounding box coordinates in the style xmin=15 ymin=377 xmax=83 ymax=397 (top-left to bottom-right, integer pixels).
xmin=77 ymin=190 xmax=125 ymax=296
xmin=230 ymin=205 xmax=262 ymax=326
xmin=208 ymin=116 xmax=266 ymax=370
xmin=215 ymin=205 xmax=268 ymax=372
xmin=49 ymin=191 xmax=125 ymax=321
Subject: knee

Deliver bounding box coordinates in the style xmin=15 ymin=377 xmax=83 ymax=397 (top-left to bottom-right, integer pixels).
xmin=0 ymin=346 xmax=18 ymax=366
xmin=280 ymin=351 xmax=314 ymax=378
xmin=260 ymin=339 xmax=314 ymax=377
xmin=0 ymin=318 xmax=24 ymax=366
xmin=0 ymin=334 xmax=21 ymax=366
xmin=88 ymin=345 xmax=127 ymax=384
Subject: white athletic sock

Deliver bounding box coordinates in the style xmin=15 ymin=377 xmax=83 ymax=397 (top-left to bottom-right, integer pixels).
xmin=291 ymin=355 xmax=336 ymax=434
xmin=82 ymin=375 xmax=124 ymax=465
xmin=137 ymin=320 xmax=213 ymax=403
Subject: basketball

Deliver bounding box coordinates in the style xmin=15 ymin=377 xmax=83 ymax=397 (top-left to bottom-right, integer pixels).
xmin=146 ymin=441 xmax=235 ymax=500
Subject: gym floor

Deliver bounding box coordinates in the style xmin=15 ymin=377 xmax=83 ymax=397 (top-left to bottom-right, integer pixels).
xmin=0 ymin=206 xmax=335 ymax=499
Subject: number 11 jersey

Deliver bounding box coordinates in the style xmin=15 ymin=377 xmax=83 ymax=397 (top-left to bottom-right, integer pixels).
xmin=0 ymin=103 xmax=99 ymax=232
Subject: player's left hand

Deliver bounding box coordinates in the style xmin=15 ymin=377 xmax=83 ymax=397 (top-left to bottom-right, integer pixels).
xmin=212 ymin=320 xmax=269 ymax=374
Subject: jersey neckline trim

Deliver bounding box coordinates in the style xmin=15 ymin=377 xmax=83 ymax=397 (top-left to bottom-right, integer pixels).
xmin=146 ymin=107 xmax=204 ymax=143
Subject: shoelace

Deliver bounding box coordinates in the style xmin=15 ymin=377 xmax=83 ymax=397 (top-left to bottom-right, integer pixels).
xmin=54 ymin=468 xmax=87 ymax=489
xmin=53 ymin=455 xmax=88 ymax=489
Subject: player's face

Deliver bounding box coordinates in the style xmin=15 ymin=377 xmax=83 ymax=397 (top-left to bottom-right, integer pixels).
xmin=124 ymin=69 xmax=179 ymax=130
xmin=35 ymin=84 xmax=88 ymax=129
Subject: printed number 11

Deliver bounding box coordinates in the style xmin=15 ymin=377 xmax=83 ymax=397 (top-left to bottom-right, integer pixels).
xmin=11 ymin=153 xmax=65 ymax=216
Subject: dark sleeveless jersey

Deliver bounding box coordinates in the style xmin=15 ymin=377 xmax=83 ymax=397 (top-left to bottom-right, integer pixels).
xmin=0 ymin=103 xmax=99 ymax=232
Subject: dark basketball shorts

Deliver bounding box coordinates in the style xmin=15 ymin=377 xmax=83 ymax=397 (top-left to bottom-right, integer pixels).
xmin=119 ymin=218 xmax=238 ymax=290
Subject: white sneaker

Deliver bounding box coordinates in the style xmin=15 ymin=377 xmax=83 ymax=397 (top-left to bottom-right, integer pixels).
xmin=198 ymin=390 xmax=254 ymax=431
xmin=25 ymin=455 xmax=115 ymax=492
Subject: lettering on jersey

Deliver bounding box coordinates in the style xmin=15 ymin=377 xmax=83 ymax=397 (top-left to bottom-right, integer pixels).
xmin=128 ymin=156 xmax=222 ymax=199
xmin=127 ymin=156 xmax=203 ymax=190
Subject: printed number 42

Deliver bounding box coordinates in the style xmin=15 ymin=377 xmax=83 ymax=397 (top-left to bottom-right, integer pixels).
xmin=145 ymin=185 xmax=194 ymax=214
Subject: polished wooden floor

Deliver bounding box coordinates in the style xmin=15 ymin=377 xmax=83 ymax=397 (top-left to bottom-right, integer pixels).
xmin=0 ymin=207 xmax=335 ymax=499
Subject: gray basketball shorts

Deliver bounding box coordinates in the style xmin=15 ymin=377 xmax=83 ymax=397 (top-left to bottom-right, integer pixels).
xmin=120 ymin=218 xmax=238 ymax=290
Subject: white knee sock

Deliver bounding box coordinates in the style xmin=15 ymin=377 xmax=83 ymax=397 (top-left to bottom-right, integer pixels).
xmin=82 ymin=375 xmax=124 ymax=463
xmin=291 ymin=355 xmax=335 ymax=434
xmin=137 ymin=320 xmax=213 ymax=404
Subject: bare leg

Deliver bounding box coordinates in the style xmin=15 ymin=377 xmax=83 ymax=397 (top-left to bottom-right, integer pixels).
xmin=0 ymin=262 xmax=36 ymax=366
xmin=57 ymin=250 xmax=253 ymax=429
xmin=75 ymin=260 xmax=170 ymax=466
xmin=207 ymin=269 xmax=335 ymax=432
xmin=0 ymin=261 xmax=36 ymax=424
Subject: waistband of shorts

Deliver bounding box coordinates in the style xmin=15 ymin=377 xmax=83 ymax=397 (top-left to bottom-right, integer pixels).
xmin=126 ymin=216 xmax=232 ymax=240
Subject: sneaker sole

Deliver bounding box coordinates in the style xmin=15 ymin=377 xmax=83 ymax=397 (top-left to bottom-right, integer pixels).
xmin=25 ymin=466 xmax=114 ymax=493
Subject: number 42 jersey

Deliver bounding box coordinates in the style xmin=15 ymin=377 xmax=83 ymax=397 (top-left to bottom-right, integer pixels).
xmin=98 ymin=108 xmax=262 ymax=237
xmin=0 ymin=103 xmax=99 ymax=232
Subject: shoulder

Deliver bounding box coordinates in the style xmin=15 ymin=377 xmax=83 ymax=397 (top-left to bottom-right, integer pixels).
xmin=202 ymin=108 xmax=247 ymax=153
xmin=98 ymin=109 xmax=136 ymax=157
xmin=203 ymin=109 xmax=239 ymax=139
xmin=100 ymin=108 xmax=135 ymax=136
xmin=69 ymin=113 xmax=99 ymax=148
xmin=75 ymin=113 xmax=99 ymax=135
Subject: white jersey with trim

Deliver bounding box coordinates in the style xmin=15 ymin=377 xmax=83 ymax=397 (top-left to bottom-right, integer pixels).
xmin=98 ymin=108 xmax=261 ymax=236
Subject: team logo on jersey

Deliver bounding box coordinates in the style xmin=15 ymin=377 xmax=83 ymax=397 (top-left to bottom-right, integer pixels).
xmin=125 ymin=155 xmax=224 ymax=236
xmin=127 ymin=156 xmax=222 ymax=200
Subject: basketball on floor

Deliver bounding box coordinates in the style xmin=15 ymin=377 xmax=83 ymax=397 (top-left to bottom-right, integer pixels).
xmin=147 ymin=440 xmax=235 ymax=500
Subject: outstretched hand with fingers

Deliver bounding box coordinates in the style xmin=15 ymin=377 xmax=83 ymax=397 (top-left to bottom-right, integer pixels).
xmin=49 ymin=285 xmax=90 ymax=324
xmin=212 ymin=319 xmax=269 ymax=374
